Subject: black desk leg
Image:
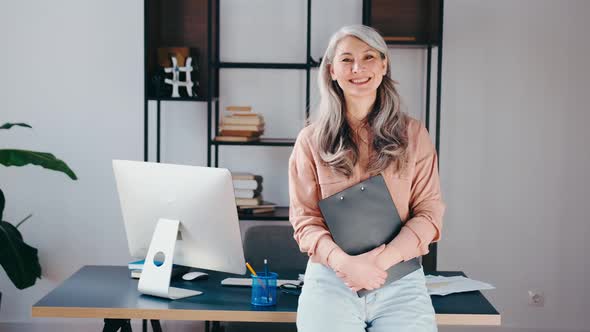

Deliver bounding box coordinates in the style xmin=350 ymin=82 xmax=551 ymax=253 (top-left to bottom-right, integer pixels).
xmin=150 ymin=320 xmax=163 ymax=332
xmin=103 ymin=319 xmax=132 ymax=332
xmin=211 ymin=321 xmax=222 ymax=332
xmin=204 ymin=320 xmax=222 ymax=332
xmin=140 ymin=319 xmax=162 ymax=332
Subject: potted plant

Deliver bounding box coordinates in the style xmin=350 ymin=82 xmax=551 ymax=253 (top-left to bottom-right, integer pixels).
xmin=0 ymin=122 xmax=77 ymax=303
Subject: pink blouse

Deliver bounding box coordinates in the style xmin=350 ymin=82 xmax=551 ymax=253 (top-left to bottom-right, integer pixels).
xmin=288 ymin=116 xmax=445 ymax=267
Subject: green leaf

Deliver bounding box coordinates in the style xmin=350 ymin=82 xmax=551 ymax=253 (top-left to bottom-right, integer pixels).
xmin=0 ymin=220 xmax=42 ymax=290
xmin=0 ymin=149 xmax=77 ymax=180
xmin=0 ymin=188 xmax=4 ymax=221
xmin=0 ymin=123 xmax=32 ymax=130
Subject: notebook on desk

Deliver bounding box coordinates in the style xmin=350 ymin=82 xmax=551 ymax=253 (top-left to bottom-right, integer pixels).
xmin=221 ymin=277 xmax=302 ymax=287
xmin=318 ymin=174 xmax=421 ymax=297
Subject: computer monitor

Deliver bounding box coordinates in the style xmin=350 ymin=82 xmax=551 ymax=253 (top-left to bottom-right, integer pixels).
xmin=112 ymin=160 xmax=246 ymax=299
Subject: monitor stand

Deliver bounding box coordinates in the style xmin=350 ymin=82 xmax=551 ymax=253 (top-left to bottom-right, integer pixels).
xmin=138 ymin=218 xmax=203 ymax=300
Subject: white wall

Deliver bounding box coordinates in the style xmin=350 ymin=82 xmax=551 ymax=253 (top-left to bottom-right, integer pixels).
xmin=438 ymin=0 xmax=590 ymax=331
xmin=0 ymin=0 xmax=143 ymax=323
xmin=0 ymin=0 xmax=588 ymax=331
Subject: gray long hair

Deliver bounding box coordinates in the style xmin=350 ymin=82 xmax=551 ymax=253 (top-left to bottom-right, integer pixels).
xmin=312 ymin=25 xmax=408 ymax=177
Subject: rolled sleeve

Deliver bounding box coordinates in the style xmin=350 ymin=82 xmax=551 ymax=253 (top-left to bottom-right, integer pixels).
xmin=288 ymin=130 xmax=337 ymax=266
xmin=389 ymin=123 xmax=445 ymax=261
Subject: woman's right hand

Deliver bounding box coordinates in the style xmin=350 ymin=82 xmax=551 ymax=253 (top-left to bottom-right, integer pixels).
xmin=328 ymin=245 xmax=388 ymax=291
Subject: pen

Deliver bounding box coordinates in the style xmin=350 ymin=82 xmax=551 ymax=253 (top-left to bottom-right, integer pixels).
xmin=264 ymin=259 xmax=270 ymax=302
xmin=246 ymin=262 xmax=257 ymax=276
xmin=264 ymin=259 xmax=268 ymax=276
xmin=246 ymin=262 xmax=266 ymax=290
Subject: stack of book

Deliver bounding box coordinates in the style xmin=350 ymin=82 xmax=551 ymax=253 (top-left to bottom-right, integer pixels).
xmin=232 ymin=172 xmax=276 ymax=214
xmin=215 ymin=106 xmax=265 ymax=142
xmin=232 ymin=172 xmax=263 ymax=206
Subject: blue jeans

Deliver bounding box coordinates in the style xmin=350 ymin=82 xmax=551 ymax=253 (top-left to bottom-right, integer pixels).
xmin=297 ymin=261 xmax=437 ymax=332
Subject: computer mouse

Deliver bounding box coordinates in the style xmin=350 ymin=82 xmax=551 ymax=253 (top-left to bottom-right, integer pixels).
xmin=182 ymin=271 xmax=209 ymax=281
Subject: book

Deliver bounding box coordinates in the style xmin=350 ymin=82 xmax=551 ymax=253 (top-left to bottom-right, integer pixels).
xmin=237 ymin=201 xmax=276 ymax=209
xmin=128 ymin=259 xmax=156 ymax=270
xmin=234 ymin=189 xmax=261 ymax=199
xmin=231 ymin=172 xmax=258 ymax=180
xmin=226 ymin=106 xmax=252 ymax=112
xmin=236 ymin=196 xmax=263 ymax=206
xmin=238 ymin=207 xmax=276 ymax=214
xmin=231 ymin=112 xmax=260 ymax=117
xmin=222 ymin=116 xmax=264 ymax=126
xmin=220 ymin=124 xmax=264 ymax=132
xmin=233 ymin=179 xmax=262 ymax=190
xmin=214 ymin=136 xmax=260 ymax=142
xmin=128 ymin=259 xmax=184 ymax=270
xmin=220 ymin=130 xmax=262 ymax=137
xmin=130 ymin=265 xmax=190 ymax=279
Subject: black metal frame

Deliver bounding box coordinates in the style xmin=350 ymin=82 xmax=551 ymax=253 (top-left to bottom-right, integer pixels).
xmin=202 ymin=0 xmax=315 ymax=222
xmin=207 ymin=0 xmax=314 ymax=167
xmin=143 ymin=1 xmax=148 ymax=162
xmin=101 ymin=319 xmax=161 ymax=332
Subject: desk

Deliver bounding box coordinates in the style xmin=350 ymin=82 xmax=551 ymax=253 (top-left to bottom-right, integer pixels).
xmin=32 ymin=266 xmax=500 ymax=330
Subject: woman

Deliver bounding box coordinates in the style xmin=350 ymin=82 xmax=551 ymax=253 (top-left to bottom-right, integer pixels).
xmin=288 ymin=25 xmax=445 ymax=331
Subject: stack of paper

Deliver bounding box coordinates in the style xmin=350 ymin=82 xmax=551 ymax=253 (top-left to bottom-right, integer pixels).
xmin=425 ymin=275 xmax=495 ymax=296
xmin=296 ymin=274 xmax=494 ymax=296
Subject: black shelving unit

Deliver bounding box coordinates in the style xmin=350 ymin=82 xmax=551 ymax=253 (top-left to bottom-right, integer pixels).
xmin=207 ymin=1 xmax=315 ymax=166
xmin=204 ymin=0 xmax=315 ymax=222
xmin=144 ymin=0 xmax=444 ymax=271
xmin=144 ymin=0 xmax=214 ymax=164
xmin=363 ymin=0 xmax=445 ymax=272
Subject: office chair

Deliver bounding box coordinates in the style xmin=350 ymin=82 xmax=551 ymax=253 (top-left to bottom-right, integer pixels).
xmin=222 ymin=224 xmax=308 ymax=332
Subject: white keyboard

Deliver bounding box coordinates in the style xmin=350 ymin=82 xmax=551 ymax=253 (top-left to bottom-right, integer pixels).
xmin=221 ymin=277 xmax=302 ymax=287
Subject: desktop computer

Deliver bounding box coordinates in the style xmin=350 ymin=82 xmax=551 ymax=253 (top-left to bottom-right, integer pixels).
xmin=112 ymin=160 xmax=246 ymax=299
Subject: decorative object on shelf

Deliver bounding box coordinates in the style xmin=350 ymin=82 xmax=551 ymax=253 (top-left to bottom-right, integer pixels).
xmin=157 ymin=47 xmax=191 ymax=68
xmin=153 ymin=47 xmax=199 ymax=98
xmin=0 ymin=122 xmax=78 ymax=290
xmin=215 ymin=106 xmax=265 ymax=142
xmin=164 ymin=56 xmax=194 ymax=98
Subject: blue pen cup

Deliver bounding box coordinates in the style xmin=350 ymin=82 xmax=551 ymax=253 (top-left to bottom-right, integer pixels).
xmin=251 ymin=272 xmax=277 ymax=306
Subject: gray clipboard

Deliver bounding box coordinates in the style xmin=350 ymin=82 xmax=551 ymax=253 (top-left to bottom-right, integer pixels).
xmin=318 ymin=174 xmax=421 ymax=297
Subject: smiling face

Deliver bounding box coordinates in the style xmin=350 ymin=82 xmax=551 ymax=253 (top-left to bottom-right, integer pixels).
xmin=329 ymin=35 xmax=388 ymax=100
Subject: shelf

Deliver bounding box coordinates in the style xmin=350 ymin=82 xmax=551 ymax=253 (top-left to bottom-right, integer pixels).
xmin=212 ymin=138 xmax=295 ymax=146
xmin=385 ymin=40 xmax=440 ymax=47
xmin=238 ymin=206 xmax=289 ymax=221
xmin=145 ymin=0 xmax=214 ymax=99
xmin=216 ymin=62 xmax=308 ymax=70
xmin=367 ymin=0 xmax=441 ymax=45
xmin=147 ymin=96 xmax=209 ymax=102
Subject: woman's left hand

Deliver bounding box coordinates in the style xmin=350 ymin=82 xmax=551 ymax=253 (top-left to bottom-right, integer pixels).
xmin=337 ymin=246 xmax=403 ymax=292
xmin=336 ymin=271 xmax=369 ymax=292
